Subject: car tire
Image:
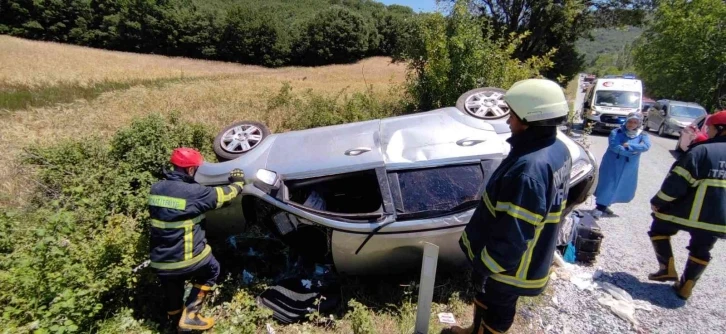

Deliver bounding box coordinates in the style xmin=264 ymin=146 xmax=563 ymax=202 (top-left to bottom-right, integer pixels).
xmin=456 ymin=87 xmax=510 ymax=120
xmin=213 ymin=120 xmax=271 ymax=161
xmin=658 ymin=124 xmax=666 ymax=137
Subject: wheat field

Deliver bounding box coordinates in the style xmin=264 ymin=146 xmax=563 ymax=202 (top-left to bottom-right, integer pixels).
xmin=0 ymin=35 xmax=407 ymax=207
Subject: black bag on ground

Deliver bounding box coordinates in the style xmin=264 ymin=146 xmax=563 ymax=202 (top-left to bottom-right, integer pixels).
xmin=256 ymin=277 xmax=341 ymax=324
xmin=572 ymin=211 xmax=604 ymax=263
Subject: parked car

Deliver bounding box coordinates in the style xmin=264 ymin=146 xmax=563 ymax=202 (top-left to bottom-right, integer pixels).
xmin=644 ymin=100 xmax=707 ymax=137
xmin=675 ymin=114 xmax=711 ymax=152
xmin=196 ymin=87 xmax=599 ymax=275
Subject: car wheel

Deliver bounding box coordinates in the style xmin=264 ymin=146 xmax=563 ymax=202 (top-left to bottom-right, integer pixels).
xmin=658 ymin=124 xmax=666 ymax=137
xmin=456 ymin=87 xmax=510 ymax=120
xmin=213 ymin=120 xmax=270 ymax=161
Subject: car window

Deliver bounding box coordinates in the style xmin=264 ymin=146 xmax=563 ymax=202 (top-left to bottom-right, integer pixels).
xmin=594 ymin=91 xmax=641 ymax=108
xmin=388 ymin=164 xmax=485 ymax=218
xmin=697 ymin=116 xmax=706 ymax=128
xmin=671 ymin=105 xmax=706 ymax=119
xmin=285 ymin=170 xmax=383 ymax=215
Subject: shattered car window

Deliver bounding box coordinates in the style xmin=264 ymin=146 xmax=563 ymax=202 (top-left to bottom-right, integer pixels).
xmin=389 ymin=164 xmax=485 ymax=216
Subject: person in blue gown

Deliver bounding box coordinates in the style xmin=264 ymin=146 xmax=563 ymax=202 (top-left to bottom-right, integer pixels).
xmin=593 ymin=112 xmax=651 ymax=218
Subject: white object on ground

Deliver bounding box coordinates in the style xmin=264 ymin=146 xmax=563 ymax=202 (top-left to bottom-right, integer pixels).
xmin=570 ymin=272 xmax=597 ymax=291
xmin=438 ymin=312 xmax=456 ymax=324
xmin=266 ymin=323 xmax=276 ymax=334
xmin=598 ymin=282 xmax=633 ymax=303
xmin=415 ymin=242 xmax=440 ymax=334
xmin=598 ymin=295 xmax=638 ymax=328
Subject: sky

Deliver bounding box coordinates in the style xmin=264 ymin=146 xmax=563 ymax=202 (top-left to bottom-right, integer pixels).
xmin=375 ymin=0 xmax=440 ymax=13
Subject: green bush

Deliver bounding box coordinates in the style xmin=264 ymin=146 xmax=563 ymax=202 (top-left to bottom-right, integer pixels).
xmin=0 ymin=112 xmax=215 ymax=333
xmin=397 ymin=0 xmax=555 ymax=111
xmin=295 ymin=6 xmax=377 ymax=65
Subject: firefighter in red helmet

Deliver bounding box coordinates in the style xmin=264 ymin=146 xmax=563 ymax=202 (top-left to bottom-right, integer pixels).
xmin=148 ymin=147 xmax=245 ymax=332
xmin=648 ymin=110 xmax=726 ymax=300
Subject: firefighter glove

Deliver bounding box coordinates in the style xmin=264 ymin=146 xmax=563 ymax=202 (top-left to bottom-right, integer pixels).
xmin=228 ymin=169 xmax=245 ymax=183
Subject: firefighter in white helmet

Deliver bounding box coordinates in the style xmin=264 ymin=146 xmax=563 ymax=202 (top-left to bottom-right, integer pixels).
xmin=451 ymin=79 xmax=572 ymax=333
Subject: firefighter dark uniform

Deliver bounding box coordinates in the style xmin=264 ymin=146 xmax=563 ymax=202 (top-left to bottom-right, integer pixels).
xmin=148 ymin=148 xmax=245 ymax=331
xmin=647 ymin=113 xmax=726 ymax=300
xmin=452 ymin=79 xmax=572 ymax=334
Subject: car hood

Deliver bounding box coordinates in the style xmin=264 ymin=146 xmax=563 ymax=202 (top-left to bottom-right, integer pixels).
xmin=264 ymin=108 xmax=505 ymax=179
xmin=671 ymin=116 xmax=697 ymax=124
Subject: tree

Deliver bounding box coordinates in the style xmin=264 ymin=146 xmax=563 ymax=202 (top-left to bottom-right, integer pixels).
xmin=295 ymin=6 xmax=375 ymax=65
xmin=633 ymin=0 xmax=726 ymax=112
xmin=399 ymin=0 xmax=554 ymax=110
xmin=438 ymin=0 xmax=654 ymax=82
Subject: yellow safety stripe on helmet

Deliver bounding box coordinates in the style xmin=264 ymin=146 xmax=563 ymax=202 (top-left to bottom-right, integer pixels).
xmin=461 ymin=231 xmax=475 ymax=261
xmin=148 ymin=195 xmax=187 ymax=210
xmin=150 ymin=244 xmax=212 ymax=270
xmin=654 ymin=212 xmax=726 ymax=234
xmin=490 ymin=272 xmax=550 ymax=289
xmin=672 ymin=166 xmax=698 ymax=186
xmin=481 ymin=247 xmax=506 ymax=273
xmin=215 ymin=182 xmax=244 ymax=209
xmin=150 ymin=215 xmax=205 ymax=229
xmin=495 ymin=202 xmax=543 ymax=226
xmin=656 ymin=191 xmax=676 ymax=202
xmin=484 ymin=193 xmax=496 ymax=216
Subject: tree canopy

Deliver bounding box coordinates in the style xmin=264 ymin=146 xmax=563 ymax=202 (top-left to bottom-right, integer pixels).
xmin=633 ymin=0 xmax=726 ymax=112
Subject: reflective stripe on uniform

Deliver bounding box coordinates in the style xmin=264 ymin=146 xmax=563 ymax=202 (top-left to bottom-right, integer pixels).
xmin=484 ymin=193 xmax=496 ymax=216
xmin=672 ymin=166 xmax=699 ymax=186
xmin=461 ymin=231 xmax=475 ymax=261
xmin=148 ymin=195 xmax=187 ymax=210
xmin=543 ymin=202 xmax=566 ymax=224
xmin=516 ymin=224 xmax=544 ymax=279
xmin=150 ymin=214 xmax=205 ymax=229
xmin=654 ymin=212 xmax=726 ymax=234
xmin=495 ymin=202 xmax=543 ymax=226
xmin=656 ymin=191 xmax=676 ymax=202
xmin=490 ymin=271 xmax=550 ymax=289
xmin=481 ymin=247 xmax=506 ymax=273
xmin=184 ymin=225 xmax=193 ymax=260
xmin=150 ymin=244 xmax=212 ymax=270
xmin=215 ymin=182 xmax=244 ymax=209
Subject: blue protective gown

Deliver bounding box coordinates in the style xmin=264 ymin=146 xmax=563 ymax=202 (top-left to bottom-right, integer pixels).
xmin=593 ymin=125 xmax=651 ymax=206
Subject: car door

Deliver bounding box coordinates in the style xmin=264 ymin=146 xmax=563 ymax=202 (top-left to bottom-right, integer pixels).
xmin=648 ymin=102 xmax=662 ymax=129
xmin=658 ymin=103 xmax=669 ymax=129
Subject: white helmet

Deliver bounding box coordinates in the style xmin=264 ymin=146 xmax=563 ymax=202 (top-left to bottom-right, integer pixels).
xmin=503 ymin=78 xmax=569 ymax=126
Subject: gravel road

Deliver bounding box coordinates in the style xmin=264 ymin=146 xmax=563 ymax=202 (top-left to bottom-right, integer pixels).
xmin=535 ymin=130 xmax=726 ymax=334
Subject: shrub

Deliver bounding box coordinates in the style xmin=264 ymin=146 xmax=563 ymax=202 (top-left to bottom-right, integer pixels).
xmin=398 ymin=0 xmax=555 ymax=111
xmin=295 ymin=6 xmax=376 ymax=65
xmin=0 ymin=112 xmax=215 ymax=332
xmin=346 ymin=299 xmax=376 ymax=334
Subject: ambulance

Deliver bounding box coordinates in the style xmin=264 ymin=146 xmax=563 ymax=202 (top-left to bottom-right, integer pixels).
xmin=582 ymin=77 xmax=644 ymax=133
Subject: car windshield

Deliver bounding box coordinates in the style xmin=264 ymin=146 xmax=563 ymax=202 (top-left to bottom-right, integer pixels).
xmin=671 ymin=105 xmax=706 ymax=119
xmin=389 ymin=164 xmax=485 ymax=218
xmin=594 ymin=91 xmax=641 ymax=108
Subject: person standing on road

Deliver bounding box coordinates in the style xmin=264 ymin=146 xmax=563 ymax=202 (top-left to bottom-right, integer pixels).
xmin=647 ymin=110 xmax=726 ymax=300
xmin=451 ymin=79 xmax=572 ymax=334
xmin=148 ymin=148 xmax=246 ymax=332
xmin=592 ymin=112 xmax=651 ymax=218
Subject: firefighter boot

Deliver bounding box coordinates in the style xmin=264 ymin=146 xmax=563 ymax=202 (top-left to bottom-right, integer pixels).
xmin=647 ymin=236 xmax=678 ymax=282
xmin=673 ymin=256 xmax=709 ymax=300
xmin=178 ymin=284 xmax=215 ymax=331
xmin=448 ymin=298 xmax=486 ymax=334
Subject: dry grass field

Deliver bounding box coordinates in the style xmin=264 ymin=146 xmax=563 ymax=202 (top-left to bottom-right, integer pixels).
xmin=0 ymin=35 xmax=407 ymax=208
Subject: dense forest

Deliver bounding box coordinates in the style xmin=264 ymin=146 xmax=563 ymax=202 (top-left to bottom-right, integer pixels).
xmin=0 ymin=0 xmax=417 ymax=66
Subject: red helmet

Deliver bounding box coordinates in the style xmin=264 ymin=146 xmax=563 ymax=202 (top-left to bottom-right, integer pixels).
xmin=170 ymin=148 xmax=204 ymax=168
xmin=693 ymin=132 xmax=709 ymax=144
xmin=705 ymin=110 xmax=726 ymax=127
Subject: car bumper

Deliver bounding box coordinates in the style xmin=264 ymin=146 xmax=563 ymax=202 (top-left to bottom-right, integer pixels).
xmin=664 ymin=123 xmax=685 ymax=136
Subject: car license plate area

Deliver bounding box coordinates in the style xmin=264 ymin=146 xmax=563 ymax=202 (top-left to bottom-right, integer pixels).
xmin=605 ymin=123 xmax=620 ymax=128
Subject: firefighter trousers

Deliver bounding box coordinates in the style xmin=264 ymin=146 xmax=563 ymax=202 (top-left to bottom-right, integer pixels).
xmin=648 ymin=220 xmax=719 ymax=261
xmin=473 ymin=273 xmax=520 ymax=333
xmin=157 ymin=255 xmax=221 ymax=313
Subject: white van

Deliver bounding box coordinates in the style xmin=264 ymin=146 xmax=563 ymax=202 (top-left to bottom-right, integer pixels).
xmin=582 ymin=78 xmax=643 ymax=133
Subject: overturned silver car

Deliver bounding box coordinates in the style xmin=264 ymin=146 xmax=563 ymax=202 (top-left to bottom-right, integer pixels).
xmin=197 ymin=88 xmax=598 ymax=275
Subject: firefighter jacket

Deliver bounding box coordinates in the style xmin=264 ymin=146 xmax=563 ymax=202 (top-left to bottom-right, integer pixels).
xmin=650 ymin=135 xmax=726 ymax=237
xmin=459 ymin=127 xmax=572 ymax=296
xmin=148 ymin=170 xmax=244 ymax=273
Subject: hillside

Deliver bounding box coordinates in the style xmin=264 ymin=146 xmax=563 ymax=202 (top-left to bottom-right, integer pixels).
xmin=0 ymin=35 xmax=407 ymax=207
xmin=575 ymin=26 xmax=643 ymax=66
